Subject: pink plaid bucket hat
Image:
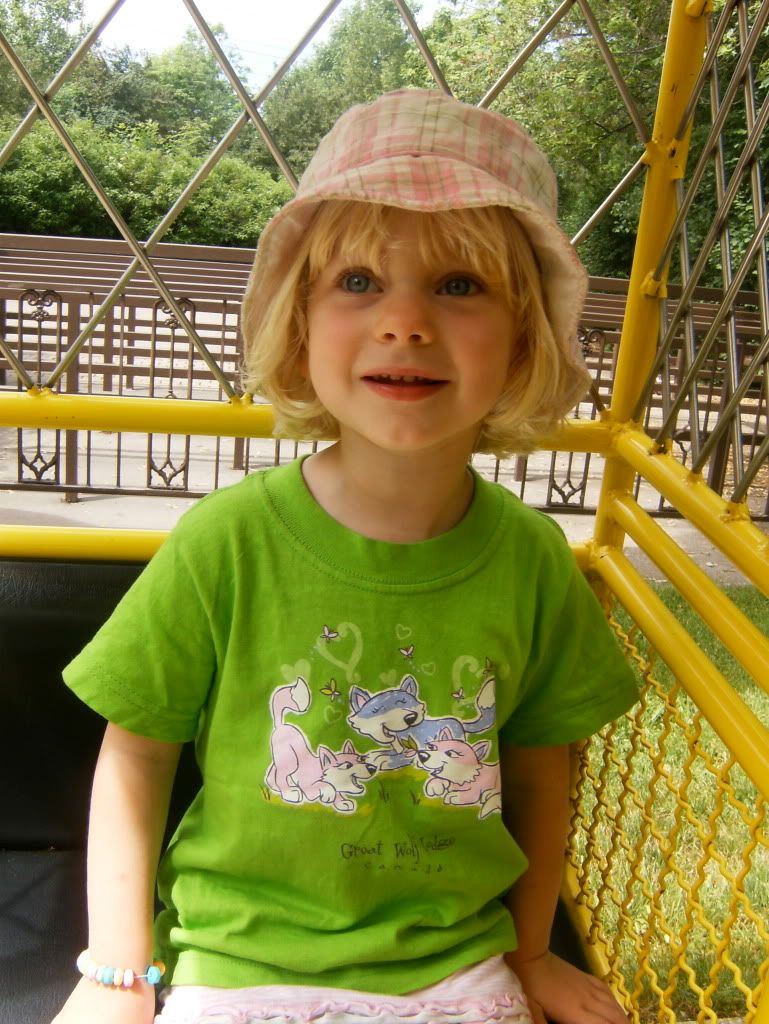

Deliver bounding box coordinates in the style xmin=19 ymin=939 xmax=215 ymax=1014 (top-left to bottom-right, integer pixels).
xmin=251 ymin=89 xmax=588 ymax=359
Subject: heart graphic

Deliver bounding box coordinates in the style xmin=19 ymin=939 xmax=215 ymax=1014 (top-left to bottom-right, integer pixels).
xmin=315 ymin=621 xmax=364 ymax=683
xmin=280 ymin=659 xmax=311 ymax=684
xmin=395 ymin=624 xmax=412 ymax=641
xmin=379 ymin=669 xmax=399 ymax=687
xmin=451 ymin=655 xmax=482 ymax=694
xmin=419 ymin=662 xmax=436 ymax=676
xmin=324 ymin=704 xmax=345 ymax=725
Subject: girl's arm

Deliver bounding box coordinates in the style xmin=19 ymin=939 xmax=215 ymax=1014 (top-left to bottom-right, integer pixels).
xmin=52 ymin=722 xmax=182 ymax=1024
xmin=500 ymin=743 xmax=626 ymax=1024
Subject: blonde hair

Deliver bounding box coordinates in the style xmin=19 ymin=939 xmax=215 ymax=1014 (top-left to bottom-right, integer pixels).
xmin=241 ymin=201 xmax=589 ymax=457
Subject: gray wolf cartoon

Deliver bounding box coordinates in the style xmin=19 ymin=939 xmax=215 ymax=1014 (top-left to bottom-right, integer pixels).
xmin=347 ymin=673 xmax=495 ymax=771
xmin=266 ymin=677 xmax=376 ymax=813
xmin=416 ymin=727 xmax=502 ymax=819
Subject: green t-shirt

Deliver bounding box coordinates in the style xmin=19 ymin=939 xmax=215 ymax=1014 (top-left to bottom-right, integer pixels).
xmin=63 ymin=457 xmax=638 ymax=994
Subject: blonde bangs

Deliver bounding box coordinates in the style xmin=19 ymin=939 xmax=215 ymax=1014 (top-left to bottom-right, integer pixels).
xmin=304 ymin=202 xmax=517 ymax=307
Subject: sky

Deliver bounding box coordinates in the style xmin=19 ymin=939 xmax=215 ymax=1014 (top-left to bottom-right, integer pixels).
xmin=81 ymin=0 xmax=444 ymax=87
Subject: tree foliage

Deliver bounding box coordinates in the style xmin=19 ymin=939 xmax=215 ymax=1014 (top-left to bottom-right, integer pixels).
xmin=0 ymin=0 xmax=85 ymax=115
xmin=245 ymin=0 xmax=429 ymax=175
xmin=0 ymin=117 xmax=292 ymax=244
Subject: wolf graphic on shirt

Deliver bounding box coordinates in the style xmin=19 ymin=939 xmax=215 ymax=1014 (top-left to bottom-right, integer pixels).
xmin=348 ymin=674 xmax=496 ymax=771
xmin=266 ymin=677 xmax=376 ymax=813
xmin=416 ymin=727 xmax=502 ymax=819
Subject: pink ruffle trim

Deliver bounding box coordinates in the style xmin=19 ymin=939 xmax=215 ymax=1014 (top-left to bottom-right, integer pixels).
xmin=174 ymin=992 xmax=528 ymax=1020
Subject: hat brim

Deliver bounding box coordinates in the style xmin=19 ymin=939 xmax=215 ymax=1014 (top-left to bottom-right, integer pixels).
xmin=251 ymin=154 xmax=588 ymax=360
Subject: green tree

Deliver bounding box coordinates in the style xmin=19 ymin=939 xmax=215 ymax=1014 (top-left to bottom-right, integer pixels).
xmin=0 ymin=0 xmax=85 ymax=118
xmin=144 ymin=28 xmax=243 ymax=148
xmin=52 ymin=26 xmax=245 ymax=147
xmin=0 ymin=116 xmax=291 ymax=244
xmin=55 ymin=46 xmax=158 ymax=130
xmin=246 ymin=0 xmax=427 ymax=176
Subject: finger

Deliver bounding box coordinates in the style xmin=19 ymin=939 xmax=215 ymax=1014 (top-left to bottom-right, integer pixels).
xmin=575 ymin=989 xmax=628 ymax=1023
xmin=585 ymin=978 xmax=627 ymax=1011
xmin=580 ymin=998 xmax=629 ymax=1024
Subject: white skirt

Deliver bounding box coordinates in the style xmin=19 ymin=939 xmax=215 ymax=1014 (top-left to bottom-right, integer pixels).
xmin=155 ymin=955 xmax=532 ymax=1024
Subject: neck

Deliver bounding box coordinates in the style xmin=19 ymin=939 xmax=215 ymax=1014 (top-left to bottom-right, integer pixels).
xmin=301 ymin=440 xmax=475 ymax=543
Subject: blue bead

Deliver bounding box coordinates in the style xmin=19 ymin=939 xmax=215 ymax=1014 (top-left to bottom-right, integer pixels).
xmin=146 ymin=965 xmax=161 ymax=985
xmin=102 ymin=968 xmax=115 ymax=985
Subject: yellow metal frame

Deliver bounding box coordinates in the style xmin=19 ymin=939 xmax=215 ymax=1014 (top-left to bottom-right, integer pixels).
xmin=3 ymin=0 xmax=769 ymax=1019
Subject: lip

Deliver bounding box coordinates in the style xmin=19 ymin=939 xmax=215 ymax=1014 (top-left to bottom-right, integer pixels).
xmin=361 ymin=367 xmax=449 ymax=402
xmin=362 ymin=367 xmax=447 ymax=382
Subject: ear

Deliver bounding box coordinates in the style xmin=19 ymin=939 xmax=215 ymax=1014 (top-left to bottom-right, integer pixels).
xmin=438 ymin=727 xmax=454 ymax=742
xmin=342 ymin=740 xmax=356 ymax=754
xmin=349 ymin=686 xmax=371 ymax=711
xmin=318 ymin=745 xmax=334 ymax=767
xmin=401 ymin=675 xmax=418 ymax=695
xmin=473 ymin=739 xmax=491 ymax=761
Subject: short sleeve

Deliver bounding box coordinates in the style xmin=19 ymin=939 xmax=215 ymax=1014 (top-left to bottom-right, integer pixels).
xmin=62 ymin=507 xmax=226 ymax=743
xmin=498 ymin=529 xmax=639 ymax=748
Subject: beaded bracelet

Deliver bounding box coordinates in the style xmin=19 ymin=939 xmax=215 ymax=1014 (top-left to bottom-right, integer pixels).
xmin=76 ymin=949 xmax=166 ymax=989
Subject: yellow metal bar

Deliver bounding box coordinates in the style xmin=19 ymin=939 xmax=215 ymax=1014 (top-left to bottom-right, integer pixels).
xmin=0 ymin=389 xmax=613 ymax=452
xmin=571 ymin=543 xmax=591 ymax=571
xmin=755 ymin=987 xmax=769 ymax=1024
xmin=591 ymin=545 xmax=769 ymax=802
xmin=593 ymin=0 xmax=709 ymax=552
xmin=0 ymin=516 xmax=594 ymax=566
xmin=538 ymin=418 xmax=613 ymax=454
xmin=0 ymin=388 xmax=274 ymax=438
xmin=609 ymin=492 xmax=769 ymax=691
xmin=613 ymin=425 xmax=769 ymax=595
xmin=608 ymin=0 xmax=707 ymax=420
xmin=560 ymin=866 xmax=614 ymax=979
xmin=0 ymin=525 xmax=165 ymax=561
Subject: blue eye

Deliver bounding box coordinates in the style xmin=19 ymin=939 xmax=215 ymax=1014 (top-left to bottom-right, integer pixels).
xmin=440 ymin=277 xmax=479 ymax=297
xmin=341 ymin=272 xmax=375 ymax=293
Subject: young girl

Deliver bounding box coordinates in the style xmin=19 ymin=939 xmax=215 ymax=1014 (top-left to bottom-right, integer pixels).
xmin=53 ymin=90 xmax=636 ymax=1024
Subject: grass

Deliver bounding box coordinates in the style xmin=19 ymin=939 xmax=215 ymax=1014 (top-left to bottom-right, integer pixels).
xmin=575 ymin=585 xmax=769 ymax=1022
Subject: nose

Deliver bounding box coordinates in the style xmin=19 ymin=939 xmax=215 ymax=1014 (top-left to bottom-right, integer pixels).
xmin=374 ymin=286 xmax=433 ymax=345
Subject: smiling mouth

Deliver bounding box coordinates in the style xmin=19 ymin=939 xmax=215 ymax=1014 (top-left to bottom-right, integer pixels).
xmin=364 ymin=374 xmax=446 ymax=385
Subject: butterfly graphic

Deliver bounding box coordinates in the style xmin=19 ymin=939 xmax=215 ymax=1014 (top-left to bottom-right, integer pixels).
xmin=451 ymin=687 xmax=465 ymax=702
xmin=320 ymin=625 xmax=339 ymax=641
xmin=321 ymin=678 xmax=341 ymax=701
xmin=399 ymin=645 xmax=415 ymax=659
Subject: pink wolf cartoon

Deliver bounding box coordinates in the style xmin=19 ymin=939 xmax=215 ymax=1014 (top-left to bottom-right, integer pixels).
xmin=265 ymin=677 xmax=376 ymax=814
xmin=416 ymin=727 xmax=502 ymax=819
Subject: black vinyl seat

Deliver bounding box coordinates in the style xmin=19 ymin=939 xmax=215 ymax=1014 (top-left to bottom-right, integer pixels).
xmin=0 ymin=561 xmax=200 ymax=1024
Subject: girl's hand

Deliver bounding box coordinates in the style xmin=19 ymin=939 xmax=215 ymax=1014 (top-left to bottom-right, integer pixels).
xmin=51 ymin=977 xmax=156 ymax=1024
xmin=508 ymin=950 xmax=628 ymax=1024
